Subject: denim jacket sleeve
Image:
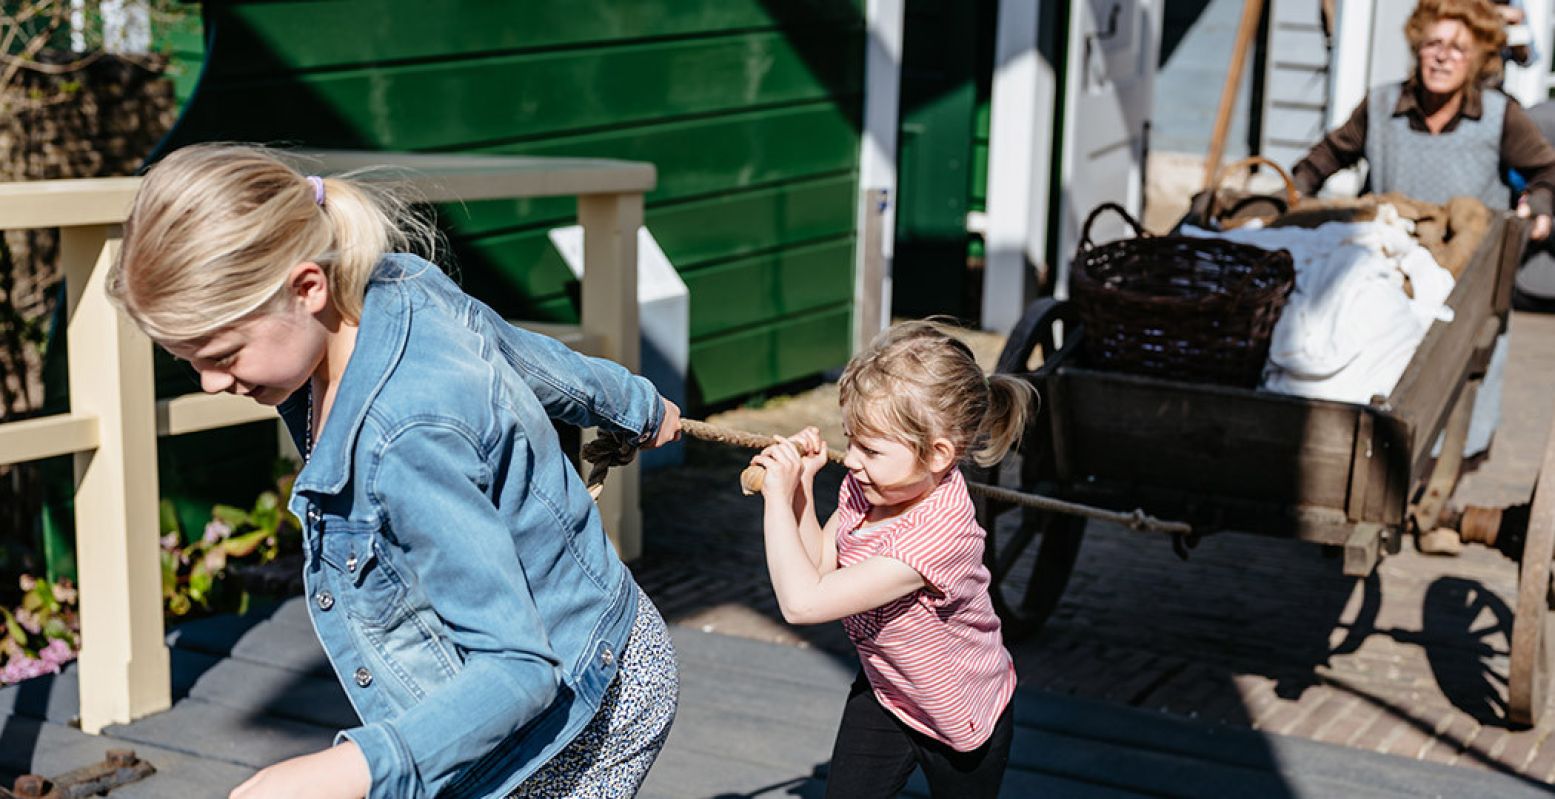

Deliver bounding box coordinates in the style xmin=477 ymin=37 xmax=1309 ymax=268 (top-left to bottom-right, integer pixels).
xmin=340 ymin=420 xmax=561 ymax=798
xmin=492 ymin=319 xmax=664 ymax=442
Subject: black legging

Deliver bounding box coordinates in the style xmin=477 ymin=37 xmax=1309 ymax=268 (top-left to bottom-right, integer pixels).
xmin=823 ymin=672 xmax=1014 ymax=799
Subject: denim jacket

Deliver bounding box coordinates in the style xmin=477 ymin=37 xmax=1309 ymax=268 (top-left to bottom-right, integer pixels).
xmin=276 ymin=255 xmax=665 ymax=798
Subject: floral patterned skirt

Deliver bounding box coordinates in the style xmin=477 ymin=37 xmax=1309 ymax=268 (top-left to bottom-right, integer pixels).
xmin=508 ymin=587 xmax=678 ymax=798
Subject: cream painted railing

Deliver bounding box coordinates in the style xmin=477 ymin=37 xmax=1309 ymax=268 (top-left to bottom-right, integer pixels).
xmin=0 ymin=151 xmax=655 ymax=734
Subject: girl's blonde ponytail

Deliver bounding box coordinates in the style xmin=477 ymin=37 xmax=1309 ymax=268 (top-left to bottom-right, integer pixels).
xmin=310 ymin=173 xmax=437 ymax=325
xmin=970 ymin=373 xmax=1036 ymax=467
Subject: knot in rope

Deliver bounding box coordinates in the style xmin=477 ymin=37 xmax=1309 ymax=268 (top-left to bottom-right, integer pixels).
xmin=582 ymin=431 xmax=641 ymax=499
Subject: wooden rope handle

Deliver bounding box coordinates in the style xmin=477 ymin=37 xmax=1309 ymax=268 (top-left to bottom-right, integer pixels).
xmin=737 ymin=434 xmax=845 ymax=495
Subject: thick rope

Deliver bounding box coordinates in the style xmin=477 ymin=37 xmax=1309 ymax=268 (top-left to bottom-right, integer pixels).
xmin=583 ymin=419 xmax=1192 ymax=535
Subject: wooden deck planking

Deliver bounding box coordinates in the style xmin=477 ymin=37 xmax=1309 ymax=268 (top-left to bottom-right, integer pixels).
xmin=4 ymin=596 xmax=1553 ymax=797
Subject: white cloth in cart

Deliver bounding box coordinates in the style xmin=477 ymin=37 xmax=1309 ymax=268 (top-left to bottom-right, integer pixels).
xmin=1184 ymin=205 xmax=1457 ymax=404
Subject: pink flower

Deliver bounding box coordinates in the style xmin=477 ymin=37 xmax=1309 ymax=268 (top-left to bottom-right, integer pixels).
xmin=52 ymin=582 xmax=76 ymax=604
xmin=203 ymin=519 xmax=233 ymax=544
xmin=160 ymin=533 xmax=179 ymax=550
xmin=39 ymin=638 xmax=75 ymax=667
xmin=0 ymin=653 xmax=59 ymax=685
xmin=17 ymin=574 xmax=35 ymax=592
xmin=14 ymin=608 xmax=40 ymax=635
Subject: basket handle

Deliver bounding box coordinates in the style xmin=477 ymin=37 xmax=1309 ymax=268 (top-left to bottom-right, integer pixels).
xmin=1205 ymin=156 xmax=1300 ymax=219
xmin=1080 ymin=202 xmax=1147 ymax=251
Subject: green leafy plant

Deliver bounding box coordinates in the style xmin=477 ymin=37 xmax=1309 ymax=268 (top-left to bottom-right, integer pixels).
xmin=159 ymin=471 xmax=301 ymax=617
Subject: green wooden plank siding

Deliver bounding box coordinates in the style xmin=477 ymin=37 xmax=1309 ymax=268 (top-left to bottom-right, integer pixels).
xmin=164 ymin=0 xmax=864 ymax=405
xmin=689 ymin=307 xmax=851 ymax=403
xmin=200 ymin=1 xmax=862 ymax=76
xmin=177 ymin=30 xmax=861 ymax=151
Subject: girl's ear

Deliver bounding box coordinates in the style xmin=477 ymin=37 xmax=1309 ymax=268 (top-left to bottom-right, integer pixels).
xmin=927 ymin=437 xmax=957 ymax=475
xmin=287 ymin=261 xmax=331 ymax=314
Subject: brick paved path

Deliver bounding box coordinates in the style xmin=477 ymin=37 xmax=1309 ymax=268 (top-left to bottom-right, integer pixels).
xmin=634 ymin=311 xmax=1555 ymax=785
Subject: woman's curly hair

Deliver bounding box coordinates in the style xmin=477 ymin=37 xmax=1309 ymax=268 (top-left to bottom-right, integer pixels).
xmin=1405 ymin=0 xmax=1508 ymax=89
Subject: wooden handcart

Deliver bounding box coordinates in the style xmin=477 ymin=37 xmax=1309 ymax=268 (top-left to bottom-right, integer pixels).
xmin=974 ymin=208 xmax=1555 ymax=725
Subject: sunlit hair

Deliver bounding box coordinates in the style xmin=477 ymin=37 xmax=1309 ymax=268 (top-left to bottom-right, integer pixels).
xmin=1404 ymin=0 xmax=1506 ymax=89
xmin=106 ymin=143 xmax=439 ymax=343
xmin=838 ymin=319 xmax=1036 ymax=469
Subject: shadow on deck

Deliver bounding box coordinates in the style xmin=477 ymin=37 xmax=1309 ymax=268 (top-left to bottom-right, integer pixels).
xmin=2 ymin=595 xmax=1549 ymax=798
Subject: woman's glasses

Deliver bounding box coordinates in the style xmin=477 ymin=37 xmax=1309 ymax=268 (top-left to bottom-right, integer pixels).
xmin=1420 ymin=39 xmax=1469 ymax=61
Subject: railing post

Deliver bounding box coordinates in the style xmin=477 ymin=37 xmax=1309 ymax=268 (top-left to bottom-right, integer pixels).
xmin=577 ymin=192 xmax=643 ymax=561
xmin=61 ymin=224 xmax=169 ymax=733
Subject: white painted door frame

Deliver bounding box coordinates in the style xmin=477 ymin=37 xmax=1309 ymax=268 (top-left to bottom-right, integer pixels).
xmin=983 ymin=0 xmax=1061 ymax=332
xmin=855 ymin=0 xmax=905 ymax=352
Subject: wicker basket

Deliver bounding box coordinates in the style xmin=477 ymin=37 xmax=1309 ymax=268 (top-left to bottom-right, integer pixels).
xmin=1070 ymin=202 xmax=1296 ymax=388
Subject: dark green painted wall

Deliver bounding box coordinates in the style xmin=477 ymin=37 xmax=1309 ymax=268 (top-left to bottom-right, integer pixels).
xmin=163 ymin=0 xmax=864 ymax=405
xmin=891 ymin=0 xmax=996 ymax=320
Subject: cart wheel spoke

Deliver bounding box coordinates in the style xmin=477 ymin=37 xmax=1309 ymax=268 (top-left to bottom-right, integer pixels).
xmin=1508 ymin=434 xmax=1555 ymax=726
xmin=995 ymin=511 xmax=1086 ymax=641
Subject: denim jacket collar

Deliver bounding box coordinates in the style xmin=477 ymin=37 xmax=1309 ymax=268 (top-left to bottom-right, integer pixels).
xmin=288 ymin=259 xmax=414 ymax=497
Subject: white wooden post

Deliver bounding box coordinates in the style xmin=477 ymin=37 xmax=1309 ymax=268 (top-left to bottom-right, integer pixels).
xmin=855 ymin=0 xmax=903 ymax=352
xmin=984 ymin=0 xmax=1058 ymax=331
xmin=61 ymin=225 xmax=170 ymax=734
xmin=578 ymin=192 xmax=644 ymax=561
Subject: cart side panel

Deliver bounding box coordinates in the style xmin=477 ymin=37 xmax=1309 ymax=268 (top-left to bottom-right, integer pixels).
xmin=1388 ymin=214 xmax=1509 ymax=472
xmin=1051 ymin=370 xmax=1362 ymax=509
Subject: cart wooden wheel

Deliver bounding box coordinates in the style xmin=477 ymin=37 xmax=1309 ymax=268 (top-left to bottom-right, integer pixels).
xmin=1508 ymin=432 xmax=1555 ymax=727
xmin=978 ymin=298 xmax=1087 ymax=641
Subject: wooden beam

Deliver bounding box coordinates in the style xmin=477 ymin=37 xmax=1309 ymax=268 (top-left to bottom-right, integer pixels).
xmin=0 ymin=413 xmax=98 ymax=465
xmin=1203 ymin=0 xmax=1266 ymax=187
xmin=1343 ymin=522 xmax=1383 ymax=577
xmin=0 ymin=177 xmax=140 ymax=230
xmin=62 ymin=226 xmax=170 ymax=734
xmin=578 ymin=192 xmax=644 ymax=561
xmin=307 ymin=151 xmax=655 ymax=202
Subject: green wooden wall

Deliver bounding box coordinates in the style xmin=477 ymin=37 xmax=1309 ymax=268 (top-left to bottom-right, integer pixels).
xmin=161 ymin=0 xmax=864 ymax=405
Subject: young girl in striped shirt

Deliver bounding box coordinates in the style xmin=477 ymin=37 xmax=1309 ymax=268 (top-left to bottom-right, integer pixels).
xmin=751 ymin=320 xmax=1033 ymax=798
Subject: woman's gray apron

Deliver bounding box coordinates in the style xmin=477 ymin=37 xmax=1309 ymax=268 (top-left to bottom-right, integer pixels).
xmin=1367 ymin=81 xmax=1509 ymax=457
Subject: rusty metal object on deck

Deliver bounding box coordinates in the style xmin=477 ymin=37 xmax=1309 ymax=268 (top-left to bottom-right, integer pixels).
xmin=1 ymin=749 xmax=155 ymax=799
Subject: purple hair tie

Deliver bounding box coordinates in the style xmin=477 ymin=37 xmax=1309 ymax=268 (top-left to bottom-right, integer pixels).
xmin=305 ymin=175 xmax=325 ymax=206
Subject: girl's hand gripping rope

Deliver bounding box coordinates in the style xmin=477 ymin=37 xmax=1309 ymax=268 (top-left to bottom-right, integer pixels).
xmin=741 ymin=427 xmax=843 ymax=495
xmin=751 ymin=436 xmax=806 ymax=500
xmin=750 ymin=428 xmax=827 ymax=501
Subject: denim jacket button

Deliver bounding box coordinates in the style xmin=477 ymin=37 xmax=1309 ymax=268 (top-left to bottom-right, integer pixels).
xmin=354 ymin=667 xmax=373 ymax=688
xmin=346 ymin=554 xmax=358 ymax=573
xmin=600 ymin=646 xmax=614 ymax=668
xmin=316 ymin=591 xmax=334 ymax=611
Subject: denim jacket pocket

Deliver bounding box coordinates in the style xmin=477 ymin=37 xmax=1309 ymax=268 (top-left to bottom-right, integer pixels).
xmin=319 ymin=525 xmax=408 ymax=629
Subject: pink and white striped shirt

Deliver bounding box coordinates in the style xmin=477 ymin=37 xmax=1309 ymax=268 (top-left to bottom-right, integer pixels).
xmin=833 ymin=468 xmax=1016 ymax=751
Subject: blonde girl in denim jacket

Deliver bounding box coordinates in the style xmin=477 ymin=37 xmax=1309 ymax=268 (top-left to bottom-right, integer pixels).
xmin=106 ymin=144 xmax=681 ymax=799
